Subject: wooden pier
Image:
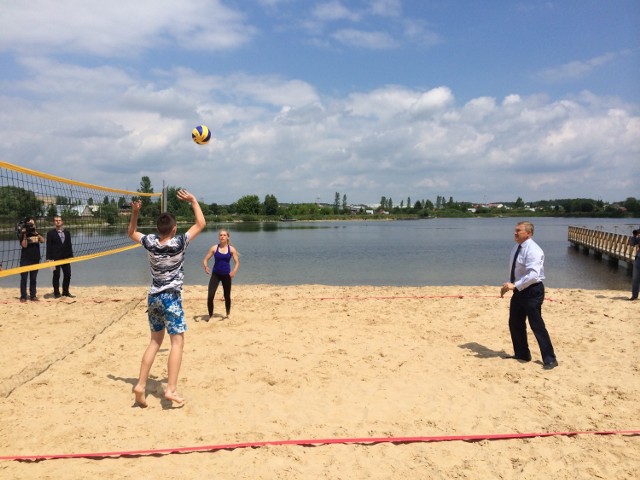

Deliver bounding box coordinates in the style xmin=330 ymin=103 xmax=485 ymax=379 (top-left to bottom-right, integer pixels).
xmin=568 ymin=226 xmax=638 ymax=267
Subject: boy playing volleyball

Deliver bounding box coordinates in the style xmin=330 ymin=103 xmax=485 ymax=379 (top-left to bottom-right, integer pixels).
xmin=128 ymin=189 xmax=206 ymax=407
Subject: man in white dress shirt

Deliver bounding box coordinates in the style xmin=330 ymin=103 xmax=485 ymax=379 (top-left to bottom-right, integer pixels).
xmin=501 ymin=221 xmax=558 ymax=370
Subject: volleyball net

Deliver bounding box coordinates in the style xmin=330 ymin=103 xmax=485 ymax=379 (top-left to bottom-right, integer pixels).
xmin=0 ymin=161 xmax=162 ymax=278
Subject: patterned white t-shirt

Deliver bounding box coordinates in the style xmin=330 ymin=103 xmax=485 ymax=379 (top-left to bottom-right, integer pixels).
xmin=140 ymin=232 xmax=190 ymax=294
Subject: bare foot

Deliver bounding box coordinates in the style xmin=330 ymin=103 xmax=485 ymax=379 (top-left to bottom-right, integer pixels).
xmin=132 ymin=386 xmax=148 ymax=408
xmin=164 ymin=389 xmax=185 ymax=406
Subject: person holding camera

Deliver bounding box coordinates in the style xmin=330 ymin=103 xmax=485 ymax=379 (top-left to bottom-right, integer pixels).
xmin=19 ymin=217 xmax=45 ymax=302
xmin=46 ymin=215 xmax=74 ymax=298
xmin=630 ymin=228 xmax=640 ymax=301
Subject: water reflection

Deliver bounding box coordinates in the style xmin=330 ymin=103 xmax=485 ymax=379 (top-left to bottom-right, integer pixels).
xmin=203 ymin=222 xmax=341 ymax=233
xmin=0 ymin=217 xmax=637 ymax=290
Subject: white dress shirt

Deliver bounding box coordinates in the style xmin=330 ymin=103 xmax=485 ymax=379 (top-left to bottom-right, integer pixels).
xmin=509 ymin=238 xmax=545 ymax=291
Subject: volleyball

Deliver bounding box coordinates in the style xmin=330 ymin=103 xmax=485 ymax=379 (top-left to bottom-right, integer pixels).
xmin=192 ymin=125 xmax=212 ymax=145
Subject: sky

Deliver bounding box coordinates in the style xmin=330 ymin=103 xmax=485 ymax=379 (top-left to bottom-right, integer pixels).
xmin=0 ymin=0 xmax=638 ymax=206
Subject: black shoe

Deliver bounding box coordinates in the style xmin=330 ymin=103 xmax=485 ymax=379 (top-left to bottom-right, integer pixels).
xmin=30 ymin=296 xmax=39 ymax=301
xmin=54 ymin=293 xmax=61 ymax=299
xmin=62 ymin=292 xmax=75 ymax=298
xmin=543 ymin=360 xmax=559 ymax=370
xmin=503 ymin=354 xmax=532 ymax=362
xmin=630 ymin=297 xmax=638 ymax=301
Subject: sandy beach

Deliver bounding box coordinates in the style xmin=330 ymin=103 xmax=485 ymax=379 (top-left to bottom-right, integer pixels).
xmin=0 ymin=284 xmax=638 ymax=479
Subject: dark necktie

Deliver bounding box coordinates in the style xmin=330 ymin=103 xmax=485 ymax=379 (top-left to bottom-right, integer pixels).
xmin=510 ymin=244 xmax=522 ymax=283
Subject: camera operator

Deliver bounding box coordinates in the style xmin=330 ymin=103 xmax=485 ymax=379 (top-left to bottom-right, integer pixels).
xmin=630 ymin=228 xmax=640 ymax=301
xmin=19 ymin=217 xmax=45 ymax=302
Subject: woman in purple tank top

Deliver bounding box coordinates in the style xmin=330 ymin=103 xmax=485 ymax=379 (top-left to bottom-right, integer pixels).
xmin=203 ymin=230 xmax=240 ymax=320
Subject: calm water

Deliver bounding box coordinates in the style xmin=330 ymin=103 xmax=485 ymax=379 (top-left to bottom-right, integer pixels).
xmin=1 ymin=217 xmax=638 ymax=291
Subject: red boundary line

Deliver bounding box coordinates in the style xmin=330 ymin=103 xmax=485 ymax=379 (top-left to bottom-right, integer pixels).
xmin=316 ymin=295 xmax=558 ymax=302
xmin=2 ymin=430 xmax=638 ymax=462
xmin=0 ymin=294 xmax=558 ymax=305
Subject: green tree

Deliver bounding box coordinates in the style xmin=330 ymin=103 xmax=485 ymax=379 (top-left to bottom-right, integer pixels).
xmin=236 ymin=194 xmax=261 ymax=215
xmin=209 ymin=203 xmax=221 ymax=215
xmin=100 ymin=203 xmax=119 ymax=225
xmin=47 ymin=204 xmax=58 ymax=218
xmin=342 ymin=194 xmax=347 ymax=213
xmin=0 ymin=186 xmax=44 ymax=219
xmin=514 ymin=197 xmax=525 ymax=209
xmin=263 ymin=194 xmax=280 ymax=216
xmin=138 ymin=176 xmax=153 ymax=207
xmin=136 ymin=175 xmax=161 ymax=217
xmin=165 ymin=186 xmax=193 ymax=218
xmin=624 ymin=197 xmax=639 ymax=215
xmin=333 ymin=192 xmax=340 ymax=213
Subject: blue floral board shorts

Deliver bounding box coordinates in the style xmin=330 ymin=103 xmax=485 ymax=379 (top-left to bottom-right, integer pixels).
xmin=147 ymin=290 xmax=186 ymax=335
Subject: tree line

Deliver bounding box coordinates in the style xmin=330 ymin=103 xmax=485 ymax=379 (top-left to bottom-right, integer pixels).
xmin=2 ymin=177 xmax=638 ymax=226
xmin=138 ymin=175 xmax=640 ymax=220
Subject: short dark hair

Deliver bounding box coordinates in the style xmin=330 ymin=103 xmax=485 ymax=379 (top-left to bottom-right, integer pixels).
xmin=157 ymin=212 xmax=176 ymax=236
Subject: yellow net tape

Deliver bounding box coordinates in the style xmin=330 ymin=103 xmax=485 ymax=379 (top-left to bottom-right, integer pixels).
xmin=0 ymin=160 xmax=162 ymax=277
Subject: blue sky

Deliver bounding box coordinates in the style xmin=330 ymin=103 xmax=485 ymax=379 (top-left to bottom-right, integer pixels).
xmin=0 ymin=0 xmax=638 ymax=206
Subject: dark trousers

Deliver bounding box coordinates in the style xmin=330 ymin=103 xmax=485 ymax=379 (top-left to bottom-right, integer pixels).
xmin=52 ymin=263 xmax=72 ymax=295
xmin=19 ymin=260 xmax=39 ymax=300
xmin=207 ymin=272 xmax=232 ymax=316
xmin=509 ymin=282 xmax=557 ymax=364
xmin=631 ymin=256 xmax=640 ymax=299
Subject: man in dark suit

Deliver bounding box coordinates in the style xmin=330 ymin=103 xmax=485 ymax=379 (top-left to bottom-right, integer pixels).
xmin=46 ymin=215 xmax=74 ymax=298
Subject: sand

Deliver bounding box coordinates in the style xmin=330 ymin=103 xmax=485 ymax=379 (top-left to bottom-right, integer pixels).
xmin=0 ymin=284 xmax=638 ymax=479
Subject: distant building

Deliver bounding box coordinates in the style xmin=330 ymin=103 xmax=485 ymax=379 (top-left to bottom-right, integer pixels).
xmin=54 ymin=204 xmax=98 ymax=217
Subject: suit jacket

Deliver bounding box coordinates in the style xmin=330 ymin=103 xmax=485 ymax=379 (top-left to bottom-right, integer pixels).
xmin=46 ymin=228 xmax=73 ymax=260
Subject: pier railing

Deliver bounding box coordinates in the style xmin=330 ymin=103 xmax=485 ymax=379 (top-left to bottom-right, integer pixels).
xmin=568 ymin=226 xmax=638 ymax=266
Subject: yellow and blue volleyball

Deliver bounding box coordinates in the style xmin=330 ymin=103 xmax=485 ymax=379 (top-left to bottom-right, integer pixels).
xmin=192 ymin=125 xmax=212 ymax=145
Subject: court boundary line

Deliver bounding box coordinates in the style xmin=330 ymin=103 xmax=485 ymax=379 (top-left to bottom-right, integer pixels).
xmin=1 ymin=429 xmax=638 ymax=462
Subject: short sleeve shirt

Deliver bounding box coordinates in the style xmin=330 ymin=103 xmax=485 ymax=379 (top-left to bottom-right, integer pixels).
xmin=140 ymin=232 xmax=190 ymax=294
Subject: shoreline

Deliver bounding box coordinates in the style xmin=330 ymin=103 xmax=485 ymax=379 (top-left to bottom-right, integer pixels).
xmin=0 ymin=284 xmax=638 ymax=478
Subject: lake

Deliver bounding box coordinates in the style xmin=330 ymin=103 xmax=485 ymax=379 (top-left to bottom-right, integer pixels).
xmin=1 ymin=217 xmax=638 ymax=291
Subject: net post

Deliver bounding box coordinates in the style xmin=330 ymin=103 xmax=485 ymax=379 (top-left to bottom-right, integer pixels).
xmin=162 ymin=181 xmax=167 ymax=213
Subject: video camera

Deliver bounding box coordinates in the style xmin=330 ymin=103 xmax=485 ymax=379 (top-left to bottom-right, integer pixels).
xmin=16 ymin=218 xmax=37 ymax=240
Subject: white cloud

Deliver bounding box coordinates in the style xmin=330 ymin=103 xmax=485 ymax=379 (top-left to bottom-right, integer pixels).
xmin=225 ymin=74 xmax=320 ymax=108
xmin=312 ymin=1 xmax=361 ymax=22
xmin=368 ymin=0 xmax=402 ymax=17
xmin=2 ymin=59 xmax=638 ymax=204
xmin=535 ymin=52 xmax=619 ymax=83
xmin=0 ymin=0 xmax=254 ymax=56
xmin=331 ymin=28 xmax=397 ymax=49
xmin=300 ymin=0 xmax=439 ymax=50
xmin=0 ymin=7 xmax=638 ymax=207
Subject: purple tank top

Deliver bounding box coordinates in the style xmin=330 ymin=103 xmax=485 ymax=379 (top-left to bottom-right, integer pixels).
xmin=213 ymin=244 xmax=232 ymax=275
